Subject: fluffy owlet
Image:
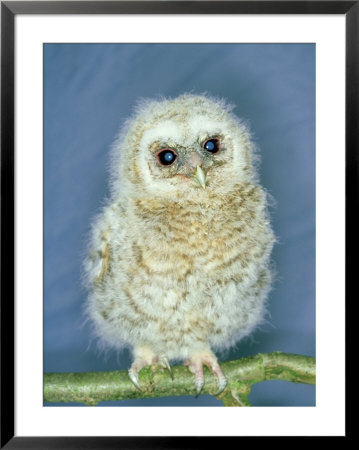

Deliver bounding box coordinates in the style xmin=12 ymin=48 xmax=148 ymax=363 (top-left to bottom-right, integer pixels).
xmin=84 ymin=94 xmax=275 ymax=395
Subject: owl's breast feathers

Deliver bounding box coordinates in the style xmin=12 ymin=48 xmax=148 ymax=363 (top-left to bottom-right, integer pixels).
xmin=128 ymin=182 xmax=273 ymax=282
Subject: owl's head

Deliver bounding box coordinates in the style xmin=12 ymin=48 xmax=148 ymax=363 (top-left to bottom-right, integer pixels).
xmin=110 ymin=94 xmax=257 ymax=201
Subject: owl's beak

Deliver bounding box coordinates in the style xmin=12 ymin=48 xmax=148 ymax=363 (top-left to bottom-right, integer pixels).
xmin=194 ymin=165 xmax=206 ymax=189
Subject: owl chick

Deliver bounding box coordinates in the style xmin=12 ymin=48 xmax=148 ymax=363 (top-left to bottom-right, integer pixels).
xmin=84 ymin=94 xmax=275 ymax=395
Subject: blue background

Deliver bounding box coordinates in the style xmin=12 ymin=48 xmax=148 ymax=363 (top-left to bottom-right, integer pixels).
xmin=44 ymin=43 xmax=315 ymax=406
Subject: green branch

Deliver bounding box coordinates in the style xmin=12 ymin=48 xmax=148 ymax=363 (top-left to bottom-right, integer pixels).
xmin=44 ymin=352 xmax=315 ymax=406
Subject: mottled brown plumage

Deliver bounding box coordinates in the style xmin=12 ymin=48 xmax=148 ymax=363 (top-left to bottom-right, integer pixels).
xmin=84 ymin=94 xmax=275 ymax=394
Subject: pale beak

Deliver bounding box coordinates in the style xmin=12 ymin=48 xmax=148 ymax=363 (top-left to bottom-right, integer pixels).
xmin=194 ymin=165 xmax=206 ymax=189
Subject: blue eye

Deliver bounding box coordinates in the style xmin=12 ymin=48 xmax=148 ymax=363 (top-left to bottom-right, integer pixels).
xmin=164 ymin=152 xmax=174 ymax=162
xmin=156 ymin=148 xmax=178 ymax=166
xmin=203 ymin=138 xmax=220 ymax=154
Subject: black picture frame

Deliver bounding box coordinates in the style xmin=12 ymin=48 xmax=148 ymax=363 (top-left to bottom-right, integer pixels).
xmin=1 ymin=1 xmax=354 ymax=447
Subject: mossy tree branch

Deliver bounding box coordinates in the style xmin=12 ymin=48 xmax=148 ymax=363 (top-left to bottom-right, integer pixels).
xmin=44 ymin=352 xmax=315 ymax=406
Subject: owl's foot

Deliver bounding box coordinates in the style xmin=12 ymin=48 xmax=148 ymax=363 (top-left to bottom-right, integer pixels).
xmin=128 ymin=353 xmax=173 ymax=390
xmin=184 ymin=351 xmax=227 ymax=397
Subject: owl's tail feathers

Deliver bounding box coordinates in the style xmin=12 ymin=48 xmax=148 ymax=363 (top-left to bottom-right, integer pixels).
xmin=184 ymin=350 xmax=227 ymax=397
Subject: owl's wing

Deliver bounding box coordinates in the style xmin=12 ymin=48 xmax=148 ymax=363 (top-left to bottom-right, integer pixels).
xmin=84 ymin=204 xmax=119 ymax=287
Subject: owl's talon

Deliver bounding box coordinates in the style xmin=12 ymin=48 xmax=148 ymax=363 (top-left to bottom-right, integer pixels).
xmin=160 ymin=356 xmax=173 ymax=380
xmin=208 ymin=357 xmax=227 ymax=395
xmin=195 ymin=377 xmax=205 ymax=397
xmin=215 ymin=376 xmax=227 ymax=395
xmin=185 ymin=357 xmax=205 ymax=397
xmin=128 ymin=368 xmax=142 ymax=391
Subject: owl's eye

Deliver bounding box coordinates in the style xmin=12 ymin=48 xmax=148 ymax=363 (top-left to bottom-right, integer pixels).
xmin=156 ymin=148 xmax=178 ymax=166
xmin=203 ymin=138 xmax=220 ymax=154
